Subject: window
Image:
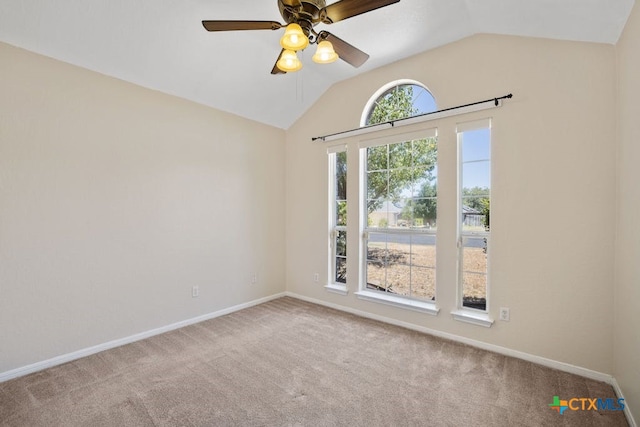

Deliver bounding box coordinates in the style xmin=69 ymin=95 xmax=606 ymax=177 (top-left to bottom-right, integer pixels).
xmin=361 ymin=81 xmax=437 ymax=127
xmin=328 ymin=146 xmax=348 ymax=294
xmin=343 ymin=80 xmax=496 ymax=324
xmin=457 ymin=120 xmax=491 ymax=313
xmin=355 ymin=81 xmax=439 ymax=312
xmin=363 ymin=132 xmax=438 ymax=302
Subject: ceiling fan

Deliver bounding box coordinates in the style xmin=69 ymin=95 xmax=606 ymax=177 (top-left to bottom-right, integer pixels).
xmin=202 ymin=0 xmax=401 ymax=74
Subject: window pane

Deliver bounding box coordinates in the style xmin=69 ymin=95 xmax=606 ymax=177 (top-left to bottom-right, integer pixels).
xmin=367 ymin=171 xmax=388 ymax=200
xmin=389 ymin=141 xmax=412 ymax=169
xmin=412 ymin=197 xmax=436 ymax=229
xmin=367 ymin=232 xmax=387 ymax=262
xmin=366 ymin=229 xmax=436 ymax=302
xmin=382 ymin=234 xmax=411 ymax=296
xmin=389 ymin=169 xmax=412 ymax=201
xmin=461 ymin=236 xmax=487 ymax=310
xmin=413 ymin=138 xmax=438 ymax=168
xmin=368 ymin=200 xmax=390 ymax=228
xmin=396 ymin=198 xmax=412 ymax=228
xmin=387 ymin=264 xmax=411 ymax=297
xmin=462 ymin=161 xmax=490 ymax=190
xmin=335 ymin=257 xmax=347 ymax=284
xmin=412 ymin=266 xmax=436 ymax=301
xmin=336 ymin=151 xmax=347 ymax=200
xmin=366 ymin=232 xmax=392 ymax=293
xmin=367 ymin=145 xmax=387 ymax=171
xmin=336 ymin=230 xmax=347 ymax=257
xmin=412 ymin=167 xmax=434 ymax=195
xmin=366 ymin=260 xmax=386 ymax=292
xmin=461 ymin=129 xmax=490 ymax=162
xmin=411 ymin=86 xmax=438 ymax=115
xmin=386 ymin=233 xmax=411 ymax=266
xmin=461 ymin=197 xmax=488 ymax=232
xmin=410 ymin=234 xmax=436 ymax=268
xmin=336 ymin=201 xmax=347 ymax=226
xmin=364 ymin=83 xmax=437 ymax=126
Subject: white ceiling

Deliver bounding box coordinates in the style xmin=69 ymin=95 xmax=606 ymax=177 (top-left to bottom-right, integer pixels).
xmin=0 ymin=0 xmax=634 ymax=129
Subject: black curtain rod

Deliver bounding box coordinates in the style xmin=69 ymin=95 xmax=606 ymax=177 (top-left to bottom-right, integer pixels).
xmin=312 ymin=93 xmax=513 ymax=142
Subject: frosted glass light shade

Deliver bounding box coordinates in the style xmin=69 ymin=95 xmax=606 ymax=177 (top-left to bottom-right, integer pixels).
xmin=280 ymin=23 xmax=309 ymax=51
xmin=276 ymin=49 xmax=302 ymax=72
xmin=312 ymin=40 xmax=338 ymax=64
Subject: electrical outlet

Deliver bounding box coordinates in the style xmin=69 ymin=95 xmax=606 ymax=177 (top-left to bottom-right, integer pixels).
xmin=251 ymin=273 xmax=258 ymax=285
xmin=313 ymin=273 xmax=319 ymax=283
xmin=499 ymin=307 xmax=510 ymax=321
xmin=192 ymin=286 xmax=199 ymax=298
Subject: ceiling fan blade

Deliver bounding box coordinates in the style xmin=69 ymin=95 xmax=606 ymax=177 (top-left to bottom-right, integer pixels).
xmin=323 ymin=0 xmax=400 ymax=24
xmin=202 ymin=20 xmax=283 ymax=32
xmin=318 ymin=31 xmax=369 ymax=68
xmin=271 ymin=49 xmax=287 ymax=75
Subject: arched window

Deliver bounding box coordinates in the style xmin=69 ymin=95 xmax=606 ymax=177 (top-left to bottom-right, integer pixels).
xmin=361 ymin=80 xmax=437 ymax=127
xmin=359 ymin=80 xmax=439 ymax=305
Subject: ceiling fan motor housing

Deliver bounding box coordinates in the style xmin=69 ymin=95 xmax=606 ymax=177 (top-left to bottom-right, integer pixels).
xmin=278 ymin=0 xmax=328 ymax=36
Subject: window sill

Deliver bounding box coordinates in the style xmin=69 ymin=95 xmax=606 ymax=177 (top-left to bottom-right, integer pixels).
xmin=451 ymin=309 xmax=494 ymax=328
xmin=354 ymin=290 xmax=439 ymax=315
xmin=325 ymin=284 xmax=348 ymax=296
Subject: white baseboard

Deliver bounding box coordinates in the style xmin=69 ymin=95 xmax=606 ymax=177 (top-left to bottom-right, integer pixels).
xmin=286 ymin=292 xmax=613 ymax=382
xmin=611 ymin=377 xmax=638 ymax=427
xmin=0 ymin=292 xmax=286 ymax=383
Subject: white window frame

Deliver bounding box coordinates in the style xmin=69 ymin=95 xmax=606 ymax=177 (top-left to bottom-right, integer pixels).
xmin=320 ymin=79 xmax=506 ymax=322
xmin=327 ymin=144 xmax=348 ymax=295
xmin=451 ymin=119 xmax=494 ymax=327
xmin=360 ymin=79 xmax=437 ymax=127
xmin=355 ymin=129 xmax=440 ymax=315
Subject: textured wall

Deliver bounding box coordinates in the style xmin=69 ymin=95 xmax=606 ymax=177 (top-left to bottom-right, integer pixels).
xmin=0 ymin=42 xmax=286 ymax=373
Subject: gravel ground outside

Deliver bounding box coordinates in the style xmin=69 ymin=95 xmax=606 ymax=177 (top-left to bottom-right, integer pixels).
xmin=366 ymin=242 xmax=487 ymax=301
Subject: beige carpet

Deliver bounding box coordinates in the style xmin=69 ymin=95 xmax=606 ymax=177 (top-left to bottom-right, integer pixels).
xmin=0 ymin=297 xmax=629 ymax=426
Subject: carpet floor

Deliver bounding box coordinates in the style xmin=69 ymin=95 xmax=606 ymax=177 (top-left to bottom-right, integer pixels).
xmin=0 ymin=297 xmax=629 ymax=426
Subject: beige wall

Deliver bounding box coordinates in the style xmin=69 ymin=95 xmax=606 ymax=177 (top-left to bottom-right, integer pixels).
xmin=616 ymin=1 xmax=640 ymax=423
xmin=0 ymin=42 xmax=286 ymax=373
xmin=286 ymin=34 xmax=617 ymax=374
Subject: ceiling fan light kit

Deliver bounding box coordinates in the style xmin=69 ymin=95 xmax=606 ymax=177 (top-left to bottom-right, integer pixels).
xmin=312 ymin=40 xmax=338 ymax=64
xmin=276 ymin=49 xmax=303 ymax=72
xmin=202 ymin=0 xmax=401 ymax=74
xmin=280 ymin=23 xmax=310 ymax=51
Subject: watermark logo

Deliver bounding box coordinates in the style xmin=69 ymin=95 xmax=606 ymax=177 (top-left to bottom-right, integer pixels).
xmin=549 ymin=396 xmax=625 ymax=414
xmin=549 ymin=396 xmax=569 ymax=414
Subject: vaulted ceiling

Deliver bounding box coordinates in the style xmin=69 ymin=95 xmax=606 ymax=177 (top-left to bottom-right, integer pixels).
xmin=0 ymin=0 xmax=634 ymax=129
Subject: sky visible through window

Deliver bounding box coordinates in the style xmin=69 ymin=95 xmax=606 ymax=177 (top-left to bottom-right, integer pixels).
xmin=462 ymin=128 xmax=490 ymax=190
xmin=411 ymin=85 xmax=437 ymax=115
